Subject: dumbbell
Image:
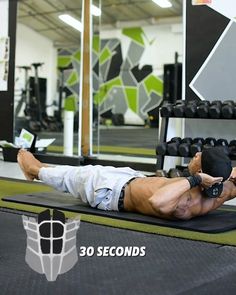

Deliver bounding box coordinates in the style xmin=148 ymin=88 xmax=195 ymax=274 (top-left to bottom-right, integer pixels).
xmin=196 ymin=101 xmax=210 ymax=118
xmin=216 ymin=139 xmax=229 ymax=154
xmin=209 ymin=101 xmax=222 ymax=119
xmin=160 ymin=103 xmax=173 ymax=117
xmin=156 ymin=170 xmax=168 ymax=177
xmin=229 ymin=140 xmax=236 ymax=157
xmin=168 ymin=168 xmax=183 ymax=178
xmin=167 ymin=137 xmax=182 ymax=156
xmin=182 ymin=168 xmax=190 ymax=177
xmin=190 ymin=138 xmax=205 ymax=156
xmin=221 ymin=100 xmax=235 ymax=119
xmin=173 ymin=101 xmax=185 ymax=117
xmin=203 ymin=137 xmax=217 ymax=149
xmin=178 ymin=138 xmax=193 ymax=157
xmin=156 ymin=137 xmax=181 ymax=156
xmin=184 ymin=101 xmax=198 ymax=118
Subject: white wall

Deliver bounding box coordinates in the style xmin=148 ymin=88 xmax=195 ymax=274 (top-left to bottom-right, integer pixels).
xmin=100 ymin=20 xmax=183 ymax=76
xmin=15 ymin=23 xmax=57 ymax=116
xmin=0 ymin=0 xmax=9 ymax=91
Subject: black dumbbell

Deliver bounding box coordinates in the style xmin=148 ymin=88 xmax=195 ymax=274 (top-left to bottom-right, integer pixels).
xmin=156 ymin=170 xmax=168 ymax=177
xmin=160 ymin=103 xmax=173 ymax=117
xmin=173 ymin=101 xmax=185 ymax=117
xmin=156 ymin=137 xmax=181 ymax=156
xmin=209 ymin=101 xmax=222 ymax=119
xmin=178 ymin=138 xmax=193 ymax=157
xmin=168 ymin=168 xmax=183 ymax=178
xmin=182 ymin=168 xmax=190 ymax=177
xmin=221 ymin=100 xmax=235 ymax=119
xmin=190 ymin=138 xmax=205 ymax=156
xmin=196 ymin=101 xmax=210 ymax=118
xmin=184 ymin=101 xmax=198 ymax=118
xmin=229 ymin=140 xmax=236 ymax=157
xmin=203 ymin=137 xmax=217 ymax=149
xmin=167 ymin=137 xmax=182 ymax=156
xmin=216 ymin=138 xmax=229 ymax=155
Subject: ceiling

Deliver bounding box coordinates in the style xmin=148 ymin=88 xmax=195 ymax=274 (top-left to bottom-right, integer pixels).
xmin=17 ymin=0 xmax=183 ymax=47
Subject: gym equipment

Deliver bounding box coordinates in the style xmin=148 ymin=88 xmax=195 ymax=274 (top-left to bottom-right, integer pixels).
xmin=216 ymin=139 xmax=229 ymax=154
xmin=168 ymin=168 xmax=183 ymax=178
xmin=203 ymin=137 xmax=216 ymax=149
xmin=163 ymin=52 xmax=182 ymax=104
xmin=173 ymin=101 xmax=185 ymax=117
xmin=167 ymin=137 xmax=182 ymax=156
xmin=54 ymin=67 xmax=67 ymax=129
xmin=3 ymin=191 xmax=236 ymax=233
xmin=156 ymin=170 xmax=168 ymax=177
xmin=178 ymin=137 xmax=193 ymax=157
xmin=184 ymin=101 xmax=198 ymax=118
xmin=190 ymin=138 xmax=205 ymax=156
xmin=221 ymin=100 xmax=235 ymax=119
xmin=160 ymin=103 xmax=173 ymax=117
xmin=229 ymin=140 xmax=236 ymax=157
xmin=196 ymin=101 xmax=210 ymax=118
xmin=15 ymin=66 xmax=31 ymax=118
xmin=112 ymin=113 xmax=124 ymax=126
xmin=209 ymin=100 xmax=222 ymax=119
xmin=156 ymin=137 xmax=181 ymax=156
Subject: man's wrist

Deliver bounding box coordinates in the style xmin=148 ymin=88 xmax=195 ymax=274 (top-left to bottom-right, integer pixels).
xmin=186 ymin=175 xmax=202 ymax=189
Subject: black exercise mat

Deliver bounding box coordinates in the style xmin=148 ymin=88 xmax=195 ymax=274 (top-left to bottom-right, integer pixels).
xmin=3 ymin=191 xmax=236 ymax=233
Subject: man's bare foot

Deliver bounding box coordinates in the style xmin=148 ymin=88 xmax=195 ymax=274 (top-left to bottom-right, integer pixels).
xmin=17 ymin=149 xmax=47 ymax=181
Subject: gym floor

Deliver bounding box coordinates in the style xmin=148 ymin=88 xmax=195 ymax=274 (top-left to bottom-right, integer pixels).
xmin=37 ymin=126 xmax=158 ymax=157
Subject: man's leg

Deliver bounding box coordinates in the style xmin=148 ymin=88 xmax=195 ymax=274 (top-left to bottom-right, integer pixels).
xmin=17 ymin=149 xmax=81 ymax=197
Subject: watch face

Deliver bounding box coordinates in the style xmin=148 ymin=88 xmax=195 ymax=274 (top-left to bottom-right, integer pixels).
xmin=204 ymin=183 xmax=223 ymax=198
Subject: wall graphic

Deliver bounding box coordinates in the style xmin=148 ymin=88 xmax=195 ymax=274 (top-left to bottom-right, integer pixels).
xmin=184 ymin=0 xmax=236 ymax=143
xmin=188 ymin=0 xmax=236 ymax=101
xmin=58 ymin=28 xmax=163 ymax=124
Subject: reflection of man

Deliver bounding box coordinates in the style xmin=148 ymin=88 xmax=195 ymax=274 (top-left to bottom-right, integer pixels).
xmin=17 ymin=147 xmax=236 ymax=221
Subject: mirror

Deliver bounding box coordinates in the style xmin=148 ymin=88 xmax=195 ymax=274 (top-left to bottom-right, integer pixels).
xmin=14 ymin=0 xmax=100 ymax=157
xmin=14 ymin=0 xmax=182 ymax=161
xmin=97 ymin=0 xmax=183 ymax=159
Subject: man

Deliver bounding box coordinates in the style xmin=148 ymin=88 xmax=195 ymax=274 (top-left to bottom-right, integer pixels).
xmin=17 ymin=147 xmax=236 ymax=220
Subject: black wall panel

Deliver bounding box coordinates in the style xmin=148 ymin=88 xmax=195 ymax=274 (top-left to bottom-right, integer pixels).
xmin=0 ymin=0 xmax=17 ymax=141
xmin=185 ymin=1 xmax=229 ymax=101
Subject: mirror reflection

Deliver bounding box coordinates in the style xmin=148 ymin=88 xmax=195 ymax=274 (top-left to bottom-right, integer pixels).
xmin=14 ymin=0 xmax=182 ymax=160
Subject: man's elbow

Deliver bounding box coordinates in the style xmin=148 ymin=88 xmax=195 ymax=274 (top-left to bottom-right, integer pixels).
xmin=148 ymin=197 xmax=171 ymax=215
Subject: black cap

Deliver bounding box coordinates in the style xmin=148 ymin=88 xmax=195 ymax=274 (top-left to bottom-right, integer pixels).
xmin=201 ymin=147 xmax=232 ymax=181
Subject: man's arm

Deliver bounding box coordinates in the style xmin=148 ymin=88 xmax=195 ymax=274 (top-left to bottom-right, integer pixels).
xmin=148 ymin=178 xmax=191 ymax=218
xmin=200 ymin=179 xmax=236 ymax=215
xmin=148 ymin=173 xmax=222 ymax=219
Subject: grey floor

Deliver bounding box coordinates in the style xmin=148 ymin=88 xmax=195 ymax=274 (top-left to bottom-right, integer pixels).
xmin=2 ymin=209 xmax=236 ymax=295
xmin=35 ymin=126 xmax=158 ymax=150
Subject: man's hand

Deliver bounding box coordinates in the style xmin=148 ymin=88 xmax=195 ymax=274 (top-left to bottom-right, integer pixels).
xmin=198 ymin=173 xmax=223 ymax=188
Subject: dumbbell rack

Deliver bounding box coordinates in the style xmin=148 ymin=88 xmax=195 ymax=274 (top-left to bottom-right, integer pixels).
xmin=156 ymin=110 xmax=236 ymax=170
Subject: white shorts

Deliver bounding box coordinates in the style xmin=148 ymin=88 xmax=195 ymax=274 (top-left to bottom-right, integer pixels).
xmin=38 ymin=165 xmax=146 ymax=211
